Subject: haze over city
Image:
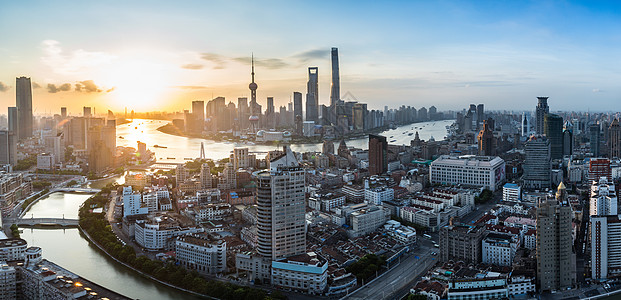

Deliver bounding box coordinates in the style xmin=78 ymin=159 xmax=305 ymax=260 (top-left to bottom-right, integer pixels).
xmin=2 ymin=0 xmax=621 ymax=113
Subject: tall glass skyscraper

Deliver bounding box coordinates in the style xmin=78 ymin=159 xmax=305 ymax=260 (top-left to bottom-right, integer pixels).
xmin=16 ymin=77 xmax=33 ymax=140
xmin=544 ymin=114 xmax=563 ymax=159
xmin=305 ymin=67 xmax=319 ymax=122
xmin=330 ymin=47 xmax=340 ymax=107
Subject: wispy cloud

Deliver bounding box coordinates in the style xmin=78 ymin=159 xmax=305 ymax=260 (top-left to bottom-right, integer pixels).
xmin=47 ymin=83 xmax=72 ymax=93
xmin=75 ymin=80 xmax=103 ymax=93
xmin=181 ymin=63 xmax=204 ymax=70
xmin=174 ymin=85 xmax=208 ymax=90
xmin=40 ymin=40 xmax=116 ymax=75
xmin=292 ymin=49 xmax=329 ymax=63
xmin=200 ymin=53 xmax=227 ymax=69
xmin=32 ymin=82 xmax=41 ymax=89
xmin=233 ymin=56 xmax=289 ymax=69
xmin=0 ymin=82 xmax=9 ymax=92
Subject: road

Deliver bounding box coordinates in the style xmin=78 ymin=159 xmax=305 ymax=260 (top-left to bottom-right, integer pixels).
xmin=343 ymin=238 xmax=437 ymax=300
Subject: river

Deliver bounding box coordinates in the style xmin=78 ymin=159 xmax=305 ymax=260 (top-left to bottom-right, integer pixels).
xmin=20 ymin=192 xmax=203 ymax=300
xmin=116 ymin=119 xmax=453 ymax=162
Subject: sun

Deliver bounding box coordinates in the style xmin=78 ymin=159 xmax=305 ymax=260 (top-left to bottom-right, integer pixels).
xmin=99 ymin=59 xmax=171 ymax=111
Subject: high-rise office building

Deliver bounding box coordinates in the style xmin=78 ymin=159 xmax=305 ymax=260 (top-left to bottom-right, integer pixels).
xmin=200 ymin=163 xmax=212 ymax=189
xmin=609 ymin=119 xmax=621 ymax=159
xmin=192 ymin=100 xmax=205 ymax=132
xmin=330 ymin=47 xmax=340 ymax=108
xmin=16 ymin=77 xmax=33 ymax=140
xmin=352 ymin=103 xmax=367 ymax=131
xmin=591 ymin=214 xmax=621 ymax=280
xmin=589 ymin=158 xmax=612 ymax=183
xmin=61 ymin=107 xmax=67 ymax=119
xmin=536 ymin=182 xmax=576 ymax=292
xmin=563 ymin=122 xmax=573 ymax=157
xmin=544 ymin=114 xmax=563 ymax=160
xmin=7 ymin=107 xmax=18 ymax=134
xmin=476 ymin=104 xmax=485 ymax=128
xmin=83 ymin=107 xmax=92 ymax=117
xmin=590 ymin=124 xmax=601 ymax=157
xmin=418 ymin=107 xmax=428 ymax=122
xmin=523 ymin=136 xmax=551 ymax=189
xmin=0 ymin=130 xmax=17 ymax=166
xmin=522 ymin=112 xmax=531 ymax=136
xmin=256 ymin=146 xmax=305 ymax=260
xmin=305 ymin=67 xmax=319 ymax=123
xmin=535 ymin=97 xmax=549 ymax=135
xmin=477 ymin=120 xmax=495 ymax=156
xmin=237 ymin=97 xmax=248 ymax=130
xmin=369 ymin=134 xmax=388 ymax=176
xmin=293 ymin=92 xmax=303 ymax=120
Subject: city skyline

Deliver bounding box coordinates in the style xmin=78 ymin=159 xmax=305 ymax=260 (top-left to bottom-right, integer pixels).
xmin=1 ymin=1 xmax=621 ymax=114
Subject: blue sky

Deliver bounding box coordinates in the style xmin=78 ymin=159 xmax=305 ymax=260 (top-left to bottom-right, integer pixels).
xmin=1 ymin=0 xmax=620 ymax=113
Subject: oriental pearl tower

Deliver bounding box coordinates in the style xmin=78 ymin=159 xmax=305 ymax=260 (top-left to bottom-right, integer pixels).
xmin=248 ymin=54 xmax=260 ymax=133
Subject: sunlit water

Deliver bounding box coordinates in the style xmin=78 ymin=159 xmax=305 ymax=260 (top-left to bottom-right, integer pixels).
xmin=21 ymin=192 xmax=202 ymax=300
xmin=116 ymin=119 xmax=453 ymax=162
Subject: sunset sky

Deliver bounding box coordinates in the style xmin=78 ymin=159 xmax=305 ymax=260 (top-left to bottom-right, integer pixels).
xmin=1 ymin=0 xmax=621 ymax=115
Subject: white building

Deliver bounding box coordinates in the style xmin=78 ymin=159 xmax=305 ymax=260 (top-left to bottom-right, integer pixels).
xmin=271 ymin=252 xmax=328 ymax=295
xmin=308 ymin=192 xmax=346 ymax=212
xmin=430 ymin=155 xmax=506 ymax=191
xmin=175 ymin=233 xmax=226 ymax=274
xmin=134 ymin=216 xmax=203 ymax=250
xmin=142 ymin=186 xmax=170 ymax=212
xmin=591 ymin=215 xmax=621 ymax=280
xmin=400 ymin=206 xmax=441 ymax=232
xmin=523 ymin=229 xmax=537 ymax=250
xmin=348 ymin=205 xmax=390 ymax=238
xmin=590 ymin=176 xmax=618 ymax=216
xmin=447 ymin=277 xmax=508 ymax=300
xmin=364 ymin=187 xmax=394 ymax=205
xmin=122 ymin=186 xmax=147 ymax=217
xmin=0 ymin=262 xmax=16 ymax=299
xmin=384 ymin=220 xmax=417 ymax=245
xmin=0 ymin=238 xmax=27 ymax=262
xmin=410 ymin=196 xmax=445 ymax=213
xmin=36 ymin=153 xmax=55 ymax=170
xmin=482 ymin=233 xmax=518 ymax=267
xmin=183 ymin=203 xmax=231 ymax=222
xmin=502 ymin=183 xmax=521 ymax=202
xmin=507 ymin=274 xmax=536 ymax=297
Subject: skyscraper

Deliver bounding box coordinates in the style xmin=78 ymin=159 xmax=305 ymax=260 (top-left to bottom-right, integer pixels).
xmin=535 ymin=96 xmax=549 ymax=135
xmin=476 ymin=104 xmax=484 ymax=129
xmin=536 ymin=182 xmax=576 ymax=291
xmin=609 ymin=119 xmax=621 ymax=159
xmin=293 ymin=92 xmax=303 ymax=120
xmin=330 ymin=47 xmax=340 ymax=108
xmin=61 ymin=107 xmax=67 ymax=119
xmin=16 ymin=77 xmax=33 ymax=140
xmin=7 ymin=107 xmax=17 ymax=134
xmin=477 ymin=120 xmax=495 ymax=156
xmin=305 ymin=67 xmax=319 ymax=123
xmin=544 ymin=114 xmax=563 ymax=160
xmin=83 ymin=107 xmax=92 ymax=117
xmin=523 ymin=136 xmax=551 ymax=189
xmin=192 ymin=100 xmax=205 ymax=132
xmin=256 ymin=146 xmax=305 ymax=260
xmin=369 ymin=134 xmax=388 ymax=176
xmin=0 ymin=130 xmax=17 ymax=166
xmin=590 ymin=124 xmax=601 ymax=157
xmin=563 ymin=122 xmax=573 ymax=157
xmin=237 ymin=97 xmax=248 ymax=130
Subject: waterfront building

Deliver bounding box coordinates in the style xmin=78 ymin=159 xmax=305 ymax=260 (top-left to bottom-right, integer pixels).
xmin=122 ymin=186 xmax=147 ymax=217
xmin=0 ymin=173 xmax=32 ymax=215
xmin=0 ymin=262 xmax=16 ymax=300
xmin=175 ymin=233 xmax=226 ymax=274
xmin=134 ymin=216 xmax=203 ymax=251
xmin=536 ymin=182 xmax=576 ymax=292
xmin=523 ymin=136 xmax=551 ymax=190
xmin=0 ymin=239 xmax=27 ymax=262
xmin=429 ymin=155 xmax=506 ymax=191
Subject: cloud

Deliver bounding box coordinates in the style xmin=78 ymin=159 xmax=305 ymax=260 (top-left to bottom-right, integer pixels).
xmin=47 ymin=83 xmax=72 ymax=93
xmin=174 ymin=85 xmax=208 ymax=90
xmin=106 ymin=87 xmax=115 ymax=93
xmin=75 ymin=80 xmax=102 ymax=92
xmin=32 ymin=82 xmax=41 ymax=89
xmin=41 ymin=40 xmax=116 ymax=75
xmin=181 ymin=63 xmax=204 ymax=70
xmin=593 ymin=88 xmax=601 ymax=93
xmin=233 ymin=56 xmax=289 ymax=69
xmin=292 ymin=49 xmax=329 ymax=62
xmin=0 ymin=82 xmax=9 ymax=92
xmin=200 ymin=53 xmax=227 ymax=69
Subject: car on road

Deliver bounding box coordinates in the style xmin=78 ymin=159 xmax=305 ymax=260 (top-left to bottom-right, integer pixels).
xmin=431 ymin=252 xmax=437 ymax=256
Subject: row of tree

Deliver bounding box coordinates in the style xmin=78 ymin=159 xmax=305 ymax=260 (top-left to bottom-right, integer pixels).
xmin=345 ymin=253 xmax=387 ymax=283
xmin=79 ymin=185 xmax=285 ymax=300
